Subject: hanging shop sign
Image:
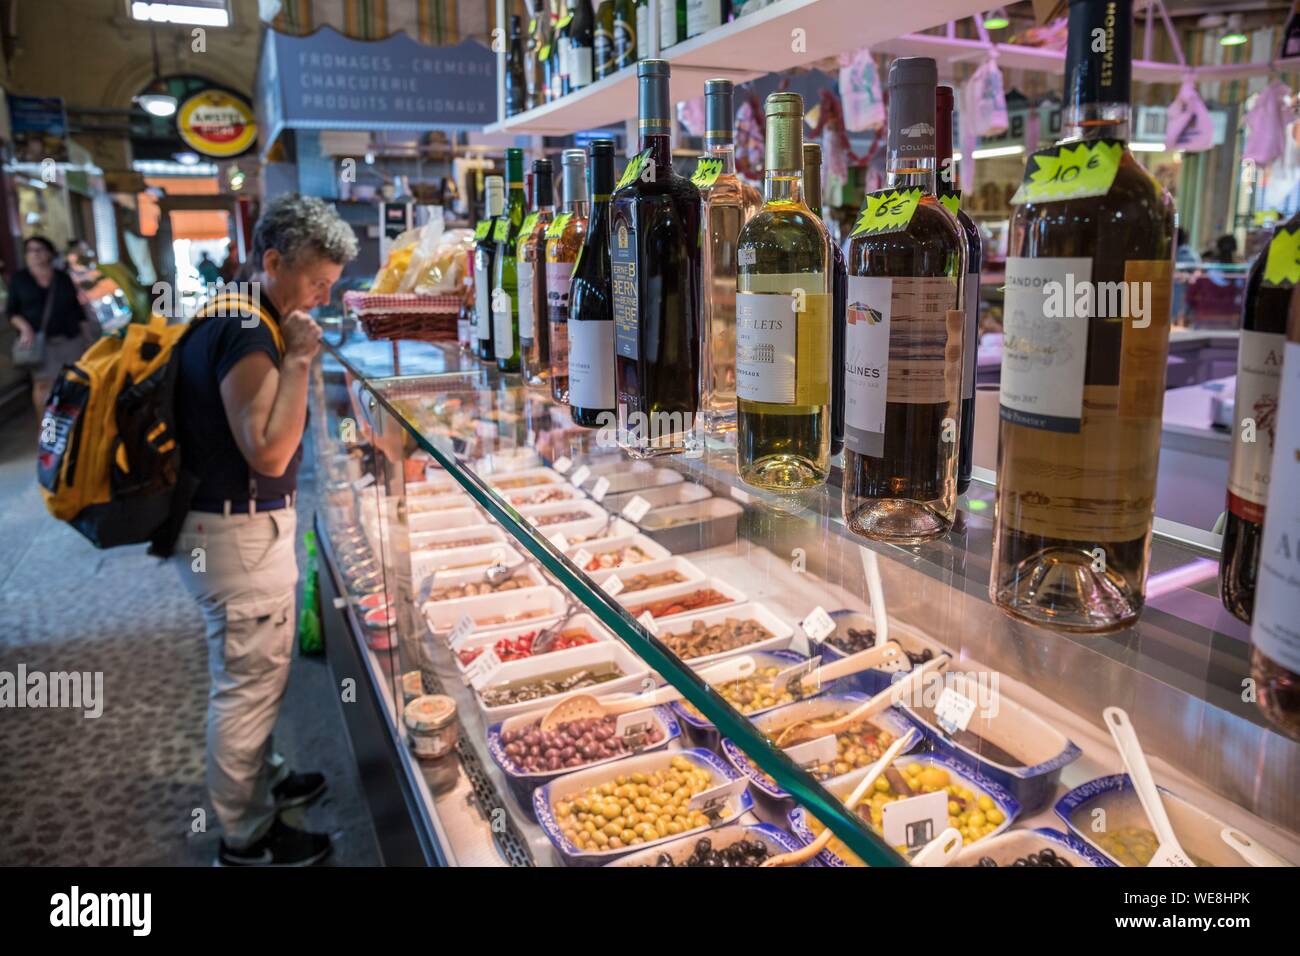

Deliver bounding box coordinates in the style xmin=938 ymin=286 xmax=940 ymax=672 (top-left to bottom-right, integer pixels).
xmin=177 ymin=89 xmax=258 ymax=158
xmin=257 ymin=25 xmax=496 ymax=154
xmin=7 ymin=94 xmax=69 ymax=164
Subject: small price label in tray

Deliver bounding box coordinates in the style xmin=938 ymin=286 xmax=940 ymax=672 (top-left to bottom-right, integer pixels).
xmin=621 ymin=495 xmax=651 ymax=523
xmin=465 ymin=647 xmax=503 ymax=689
xmin=572 ymin=548 xmax=593 ymax=571
xmin=801 ymin=606 xmax=836 ymax=643
xmin=569 ymin=465 xmax=591 ymax=489
xmin=602 ymin=574 xmax=626 ymax=597
xmin=934 ymin=686 xmax=976 ymax=736
xmin=447 ymin=614 xmax=475 ymax=650
xmin=637 ymin=610 xmax=659 ymax=635
xmin=687 ymin=776 xmax=748 ymax=820
xmin=590 ymin=476 xmax=610 ymax=502
xmin=615 ymin=708 xmax=657 ymax=752
xmin=775 ymin=655 xmax=823 ymax=698
xmin=882 ymin=790 xmax=949 ymax=851
xmin=782 ymin=734 xmax=839 ymax=769
xmin=548 ymin=532 xmax=570 ymax=552
xmin=552 ymin=455 xmax=573 ymax=474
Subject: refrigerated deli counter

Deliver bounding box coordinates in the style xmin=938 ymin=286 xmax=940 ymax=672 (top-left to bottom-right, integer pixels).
xmin=308 ymin=335 xmax=1299 ymax=869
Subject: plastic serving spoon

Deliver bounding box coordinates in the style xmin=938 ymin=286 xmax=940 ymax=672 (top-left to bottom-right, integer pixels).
xmin=416 ymin=561 xmax=513 ymax=607
xmin=1102 ymin=706 xmax=1194 ymax=868
xmin=911 ymin=827 xmax=963 ymax=867
xmin=1220 ymin=827 xmax=1289 ymax=867
xmin=774 ymin=653 xmax=951 ymax=748
xmin=538 ymin=655 xmax=757 ymax=731
xmin=761 ymin=727 xmax=922 ymax=867
xmin=775 ymin=640 xmax=907 ymax=706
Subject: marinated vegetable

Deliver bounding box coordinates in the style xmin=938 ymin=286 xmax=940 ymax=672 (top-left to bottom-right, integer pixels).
xmin=427 ymin=570 xmax=537 ymax=603
xmin=682 ymin=664 xmax=799 ymax=719
xmin=532 ymin=510 xmax=595 ymax=527
xmin=1095 ymin=826 xmax=1213 ymax=868
xmin=507 ymin=486 xmax=575 ymax=505
xmin=551 ymin=755 xmax=722 ymax=852
xmin=458 ymin=628 xmax=596 ymax=666
xmin=493 ymin=474 xmax=559 ymax=490
xmin=611 ymin=569 xmax=688 ymax=593
xmin=420 ymin=533 xmax=499 ymax=550
xmin=661 ymin=616 xmax=773 ymax=661
xmin=625 ymin=587 xmax=733 ymax=620
xmin=499 ymin=714 xmax=665 ymax=773
xmin=750 ymin=711 xmax=895 ymax=785
xmin=479 ymin=664 xmax=624 ymax=707
xmin=579 ymin=545 xmax=656 ymax=570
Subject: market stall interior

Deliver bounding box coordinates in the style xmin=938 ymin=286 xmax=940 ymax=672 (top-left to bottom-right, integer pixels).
xmin=310 ymin=0 xmax=1300 ymax=868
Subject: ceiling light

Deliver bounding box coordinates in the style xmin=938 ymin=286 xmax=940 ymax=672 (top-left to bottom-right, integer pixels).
xmin=139 ymin=88 xmax=178 ymax=117
xmin=131 ymin=2 xmax=230 ymax=27
xmin=1220 ymin=14 xmax=1247 ymax=46
xmin=982 ymin=8 xmax=1010 ymax=30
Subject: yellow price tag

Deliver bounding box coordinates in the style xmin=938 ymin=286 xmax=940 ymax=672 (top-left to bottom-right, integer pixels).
xmin=691 ymin=157 xmax=723 ymax=190
xmin=616 ymin=150 xmax=651 ymax=190
xmin=520 ymin=212 xmax=539 ymax=236
xmin=545 ymin=212 xmax=573 ymax=239
xmin=538 ymin=43 xmax=552 ymax=60
xmin=556 ymin=13 xmax=573 ymax=30
xmin=850 ymin=188 xmax=923 ymax=238
xmin=1263 ymin=227 xmax=1300 ymax=287
xmin=939 ymin=192 xmax=961 ymax=217
xmin=492 ymin=218 xmax=511 ymax=242
xmin=474 ymin=220 xmax=492 ymax=240
xmin=1011 ymin=140 xmax=1123 ymax=205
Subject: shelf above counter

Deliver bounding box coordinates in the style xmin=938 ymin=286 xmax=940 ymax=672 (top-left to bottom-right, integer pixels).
xmin=485 ymin=0 xmax=992 ymax=136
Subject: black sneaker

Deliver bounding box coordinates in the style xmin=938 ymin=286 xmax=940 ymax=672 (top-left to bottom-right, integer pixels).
xmin=273 ymin=771 xmax=327 ymax=809
xmin=217 ymin=818 xmax=332 ymax=867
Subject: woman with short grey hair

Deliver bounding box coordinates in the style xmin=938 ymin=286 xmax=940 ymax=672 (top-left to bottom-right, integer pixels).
xmin=170 ymin=192 xmax=356 ymax=866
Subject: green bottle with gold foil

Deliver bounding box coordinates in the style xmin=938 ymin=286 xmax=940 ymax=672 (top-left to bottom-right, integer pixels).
xmin=493 ymin=147 xmax=527 ymax=373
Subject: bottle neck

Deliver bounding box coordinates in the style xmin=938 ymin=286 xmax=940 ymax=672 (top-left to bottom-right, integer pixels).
xmin=935 ymin=100 xmax=957 ymax=197
xmin=1062 ymin=102 xmax=1131 ymax=144
xmin=565 ymin=198 xmax=589 ymax=217
xmin=887 ymin=155 xmax=935 ymax=194
xmin=766 ymin=167 xmax=803 ymax=205
xmin=706 ymin=140 xmax=737 ymax=175
xmin=640 ymin=131 xmax=672 ymax=167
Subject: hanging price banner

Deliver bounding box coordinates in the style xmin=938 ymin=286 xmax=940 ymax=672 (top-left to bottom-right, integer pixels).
xmin=849 ymin=188 xmax=923 ymax=237
xmin=1262 ymin=227 xmax=1300 ymax=287
xmin=1010 ymin=139 xmax=1123 ymax=206
xmin=616 ymin=149 xmax=651 ymax=189
xmin=690 ymin=156 xmax=724 ymax=189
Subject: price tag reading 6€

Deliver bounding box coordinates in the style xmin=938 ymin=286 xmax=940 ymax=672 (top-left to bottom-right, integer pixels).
xmin=850 ymin=188 xmax=923 ymax=238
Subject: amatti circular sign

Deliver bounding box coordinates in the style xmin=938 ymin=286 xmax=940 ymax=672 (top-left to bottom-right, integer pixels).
xmin=176 ymin=90 xmax=257 ymax=158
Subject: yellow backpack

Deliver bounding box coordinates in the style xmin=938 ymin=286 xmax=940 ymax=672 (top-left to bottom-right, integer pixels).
xmin=37 ymin=291 xmax=283 ymax=551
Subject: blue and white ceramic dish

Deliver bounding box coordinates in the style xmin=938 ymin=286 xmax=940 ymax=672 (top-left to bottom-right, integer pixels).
xmin=953 ymin=826 xmax=1114 ymax=867
xmin=532 ymin=747 xmax=754 ymax=867
xmin=603 ymin=822 xmax=810 ymax=867
xmin=718 ymin=693 xmax=918 ymax=825
xmin=669 ymin=648 xmax=813 ymax=750
xmin=818 ymin=610 xmax=947 ymax=695
xmin=787 ymin=752 xmax=1021 ymax=866
xmin=1054 ymin=774 xmax=1282 ymax=868
xmin=900 ymin=671 xmax=1081 ymax=814
xmin=486 ymin=705 xmax=681 ymax=817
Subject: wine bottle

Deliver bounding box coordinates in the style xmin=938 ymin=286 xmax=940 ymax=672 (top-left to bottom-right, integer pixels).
xmin=492 ymin=149 xmax=527 ymax=373
xmin=1221 ymin=215 xmax=1296 ymax=622
xmin=547 ymin=149 xmax=590 ymax=404
xmin=1250 ymin=287 xmax=1300 ymax=738
xmin=594 ymin=0 xmax=616 ymax=80
xmin=475 ymin=175 xmax=505 ymax=362
xmin=568 ymin=0 xmax=596 ymax=91
xmin=842 ymin=57 xmax=965 ymax=543
xmin=611 ymin=60 xmax=703 ymax=457
xmin=658 ymin=0 xmax=684 ymax=49
xmin=635 ymin=0 xmax=651 ymax=59
xmin=686 ymin=0 xmax=727 ymax=38
xmin=803 ymin=142 xmax=846 ymax=458
xmin=457 ymin=247 xmax=476 ymax=353
xmin=570 ymin=140 xmax=617 ymax=428
xmin=735 ymin=93 xmax=832 ymax=490
xmin=542 ymin=1 xmax=561 ymax=102
xmin=991 ymin=0 xmax=1176 ymax=631
xmin=555 ymin=0 xmax=573 ymax=97
xmin=525 ymin=1 xmax=546 ymax=110
xmin=698 ymin=78 xmax=761 ymax=438
xmin=505 ymin=15 xmax=527 ymax=116
xmin=614 ymin=0 xmax=637 ymax=69
xmin=936 ymin=85 xmax=984 ymax=495
xmin=520 ymin=159 xmax=557 ymax=392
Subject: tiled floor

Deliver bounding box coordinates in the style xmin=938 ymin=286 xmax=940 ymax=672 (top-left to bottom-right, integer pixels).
xmin=0 ymin=412 xmax=380 ymax=865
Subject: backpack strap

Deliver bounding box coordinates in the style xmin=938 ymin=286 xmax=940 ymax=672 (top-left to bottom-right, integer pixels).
xmin=193 ymin=290 xmax=287 ymax=356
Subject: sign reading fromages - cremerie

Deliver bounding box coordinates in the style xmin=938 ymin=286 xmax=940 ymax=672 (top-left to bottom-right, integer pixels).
xmin=177 ymin=89 xmax=257 ymax=158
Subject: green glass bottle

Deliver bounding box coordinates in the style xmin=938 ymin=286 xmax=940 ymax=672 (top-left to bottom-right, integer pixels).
xmin=492 ymin=148 xmax=527 ymax=374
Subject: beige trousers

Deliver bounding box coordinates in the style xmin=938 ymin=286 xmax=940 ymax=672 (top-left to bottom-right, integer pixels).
xmin=172 ymin=507 xmax=299 ymax=849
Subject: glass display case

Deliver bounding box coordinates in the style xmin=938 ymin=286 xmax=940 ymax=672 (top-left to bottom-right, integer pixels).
xmin=308 ymin=328 xmax=1300 ymax=869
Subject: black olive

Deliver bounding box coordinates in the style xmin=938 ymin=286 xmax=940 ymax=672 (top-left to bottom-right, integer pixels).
xmin=1038 ymin=847 xmax=1057 ymax=861
xmin=977 ymin=856 xmax=998 ymax=867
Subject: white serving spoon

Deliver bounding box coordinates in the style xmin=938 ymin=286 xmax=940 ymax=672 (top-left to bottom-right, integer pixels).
xmin=1102 ymin=706 xmax=1194 ymax=867
xmin=911 ymin=827 xmax=964 ymax=867
xmin=1220 ymin=827 xmax=1290 ymax=867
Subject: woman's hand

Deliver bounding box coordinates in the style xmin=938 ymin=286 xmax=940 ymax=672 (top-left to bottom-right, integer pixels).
xmin=11 ymin=317 xmax=34 ymax=348
xmin=282 ymin=310 xmax=322 ymax=362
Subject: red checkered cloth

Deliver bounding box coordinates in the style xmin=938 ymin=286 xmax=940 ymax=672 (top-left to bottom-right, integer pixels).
xmin=343 ymin=290 xmax=461 ymax=342
xmin=342 ymin=290 xmax=461 ymax=315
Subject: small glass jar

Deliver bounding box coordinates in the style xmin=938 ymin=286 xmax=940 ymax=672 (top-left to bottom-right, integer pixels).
xmin=401 ymin=670 xmax=425 ymax=703
xmin=404 ymin=694 xmax=459 ymax=760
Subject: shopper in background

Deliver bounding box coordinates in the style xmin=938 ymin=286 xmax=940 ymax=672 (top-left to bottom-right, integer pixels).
xmin=197 ymin=250 xmax=222 ymax=286
xmin=171 ymin=194 xmax=357 ymax=867
xmin=7 ymin=235 xmax=100 ymax=414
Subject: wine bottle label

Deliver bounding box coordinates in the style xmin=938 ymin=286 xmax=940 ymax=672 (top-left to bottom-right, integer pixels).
xmin=735 ymin=290 xmax=829 ymax=405
xmin=1000 ymin=257 xmax=1092 ymax=433
xmin=844 ymin=275 xmax=958 ymax=457
xmin=493 ymin=290 xmax=515 ymax=358
xmin=594 ymin=30 xmax=614 ymax=74
xmin=570 ymin=47 xmax=593 ymax=87
xmin=569 ymin=319 xmax=616 ymax=409
xmin=686 ymin=0 xmax=721 ymax=35
xmin=961 ymin=272 xmax=979 ymax=400
xmin=1227 ymin=329 xmax=1286 ymax=521
xmin=612 ymin=216 xmax=639 ymax=359
xmin=518 ymin=260 xmax=536 ymax=340
xmin=545 ymin=260 xmax=574 ymax=320
xmin=635 ymin=5 xmax=650 ymax=57
xmin=474 ymin=255 xmax=491 ymax=338
xmin=549 ymin=315 xmax=570 ymax=367
xmin=615 ymin=17 xmax=635 ymax=65
xmin=659 ymin=0 xmax=679 ymax=45
xmin=1251 ymin=340 xmax=1300 ymax=673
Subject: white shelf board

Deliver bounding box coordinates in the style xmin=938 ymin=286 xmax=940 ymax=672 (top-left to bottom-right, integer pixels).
xmin=485 ymin=0 xmax=989 ymax=136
